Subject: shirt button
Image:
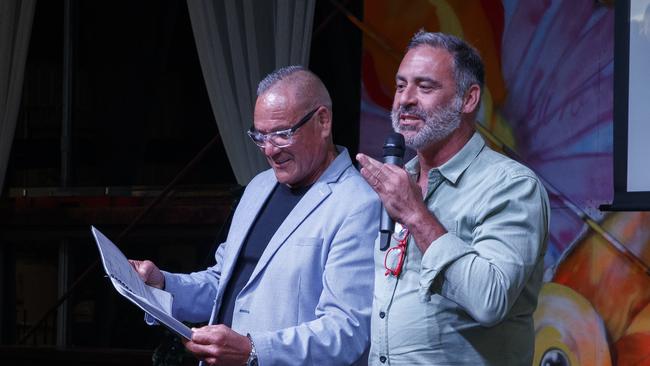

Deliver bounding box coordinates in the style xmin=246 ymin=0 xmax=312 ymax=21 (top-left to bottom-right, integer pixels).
xmin=380 ymin=356 xmax=387 ymax=363
xmin=379 ymin=311 xmax=386 ymax=318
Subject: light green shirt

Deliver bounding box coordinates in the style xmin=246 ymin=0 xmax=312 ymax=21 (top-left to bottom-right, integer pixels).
xmin=369 ymin=132 xmax=549 ymax=365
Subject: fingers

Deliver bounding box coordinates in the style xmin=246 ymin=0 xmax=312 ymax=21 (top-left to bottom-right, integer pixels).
xmin=184 ymin=325 xmax=250 ymax=366
xmin=356 ymin=153 xmax=381 ymax=169
xmin=184 ymin=340 xmax=213 ymax=359
xmin=185 ymin=342 xmax=219 ymax=366
xmin=128 ymin=259 xmax=139 ymax=270
xmin=356 ymin=153 xmax=386 ymax=190
xmin=357 ymin=152 xmax=426 ymax=225
xmin=128 ymin=260 xmax=146 ymax=279
xmin=357 ymin=153 xmax=409 ymax=192
xmin=129 ymin=259 xmax=165 ymax=289
xmin=191 ymin=326 xmax=218 ymax=344
xmin=185 ymin=327 xmax=220 ymax=362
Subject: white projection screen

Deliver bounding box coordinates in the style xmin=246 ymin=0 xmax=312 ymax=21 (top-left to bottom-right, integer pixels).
xmin=607 ymin=0 xmax=650 ymax=210
xmin=628 ymin=0 xmax=650 ymax=191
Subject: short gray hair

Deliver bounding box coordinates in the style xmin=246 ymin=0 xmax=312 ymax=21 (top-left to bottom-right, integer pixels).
xmin=256 ymin=65 xmax=332 ymax=112
xmin=257 ymin=65 xmax=307 ymax=96
xmin=407 ymin=30 xmax=484 ymax=99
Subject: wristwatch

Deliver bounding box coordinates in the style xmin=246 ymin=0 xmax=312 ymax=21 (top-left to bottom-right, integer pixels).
xmin=246 ymin=333 xmax=258 ymax=366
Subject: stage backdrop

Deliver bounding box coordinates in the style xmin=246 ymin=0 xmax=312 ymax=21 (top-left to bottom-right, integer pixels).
xmin=359 ymin=0 xmax=650 ymax=364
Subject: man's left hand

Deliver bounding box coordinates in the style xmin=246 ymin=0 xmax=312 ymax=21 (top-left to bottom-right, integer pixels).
xmin=356 ymin=153 xmax=425 ymax=226
xmin=183 ymin=325 xmax=251 ymax=366
xmin=357 ymin=153 xmax=448 ymax=253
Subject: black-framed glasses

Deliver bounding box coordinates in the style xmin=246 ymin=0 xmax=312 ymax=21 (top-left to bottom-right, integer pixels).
xmin=247 ymin=106 xmax=321 ymax=148
xmin=384 ymin=227 xmax=409 ymax=277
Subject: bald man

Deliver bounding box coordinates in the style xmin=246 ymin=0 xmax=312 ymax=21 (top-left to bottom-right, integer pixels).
xmin=131 ymin=66 xmax=379 ymax=366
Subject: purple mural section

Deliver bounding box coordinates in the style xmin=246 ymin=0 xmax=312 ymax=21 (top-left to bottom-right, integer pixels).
xmin=500 ymin=0 xmax=614 ymax=264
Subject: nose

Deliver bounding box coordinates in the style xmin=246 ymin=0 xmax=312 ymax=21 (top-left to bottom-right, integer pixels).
xmin=261 ymin=140 xmax=280 ymax=157
xmin=397 ymin=85 xmax=417 ymax=108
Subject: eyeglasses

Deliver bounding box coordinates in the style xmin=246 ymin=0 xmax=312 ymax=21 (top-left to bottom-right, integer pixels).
xmin=384 ymin=227 xmax=409 ymax=277
xmin=247 ymin=106 xmax=320 ymax=148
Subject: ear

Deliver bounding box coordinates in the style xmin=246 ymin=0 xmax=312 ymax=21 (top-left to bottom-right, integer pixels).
xmin=317 ymin=107 xmax=333 ymax=139
xmin=461 ymin=84 xmax=481 ymax=115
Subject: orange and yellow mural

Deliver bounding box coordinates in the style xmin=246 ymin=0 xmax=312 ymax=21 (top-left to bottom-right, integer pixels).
xmin=359 ymin=0 xmax=650 ymax=364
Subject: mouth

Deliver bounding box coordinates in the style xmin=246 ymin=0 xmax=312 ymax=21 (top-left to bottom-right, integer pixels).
xmin=270 ymin=156 xmax=291 ymax=168
xmin=398 ymin=114 xmax=421 ymax=131
xmin=400 ymin=113 xmax=421 ymax=120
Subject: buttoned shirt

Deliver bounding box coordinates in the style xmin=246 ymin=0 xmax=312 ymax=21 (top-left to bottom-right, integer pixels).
xmin=369 ymin=132 xmax=549 ymax=365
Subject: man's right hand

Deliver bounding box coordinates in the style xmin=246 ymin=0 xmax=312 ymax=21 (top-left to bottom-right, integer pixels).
xmin=129 ymin=259 xmax=165 ymax=289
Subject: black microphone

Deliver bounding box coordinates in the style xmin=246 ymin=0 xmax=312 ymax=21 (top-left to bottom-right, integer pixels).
xmin=379 ymin=133 xmax=405 ymax=251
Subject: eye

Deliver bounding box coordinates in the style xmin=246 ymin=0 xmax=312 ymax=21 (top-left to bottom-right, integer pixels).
xmin=396 ymin=83 xmax=406 ymax=92
xmin=272 ymin=131 xmax=293 ymax=143
xmin=252 ymin=132 xmax=266 ymax=142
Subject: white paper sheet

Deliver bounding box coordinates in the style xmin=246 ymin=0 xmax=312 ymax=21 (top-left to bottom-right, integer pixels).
xmin=91 ymin=226 xmax=192 ymax=340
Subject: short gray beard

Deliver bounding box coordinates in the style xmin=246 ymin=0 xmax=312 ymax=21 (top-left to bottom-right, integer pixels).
xmin=391 ymin=97 xmax=463 ymax=150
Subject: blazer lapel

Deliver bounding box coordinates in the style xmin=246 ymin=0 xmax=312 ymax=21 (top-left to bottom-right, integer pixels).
xmin=242 ymin=147 xmax=353 ymax=290
xmin=245 ymin=182 xmax=332 ymax=286
xmin=218 ymin=172 xmax=277 ymax=290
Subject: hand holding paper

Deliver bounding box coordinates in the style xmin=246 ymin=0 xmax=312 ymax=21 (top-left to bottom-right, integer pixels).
xmin=91 ymin=226 xmax=192 ymax=340
xmin=129 ymin=259 xmax=165 ymax=290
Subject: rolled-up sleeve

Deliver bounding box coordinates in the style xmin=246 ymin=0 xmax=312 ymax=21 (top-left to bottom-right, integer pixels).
xmin=419 ymin=172 xmax=548 ymax=326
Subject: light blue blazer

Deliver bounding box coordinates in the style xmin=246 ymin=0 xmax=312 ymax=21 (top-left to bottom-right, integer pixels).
xmin=163 ymin=148 xmax=380 ymax=365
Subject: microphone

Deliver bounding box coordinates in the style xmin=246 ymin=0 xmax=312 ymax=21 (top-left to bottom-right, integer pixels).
xmin=379 ymin=133 xmax=405 ymax=251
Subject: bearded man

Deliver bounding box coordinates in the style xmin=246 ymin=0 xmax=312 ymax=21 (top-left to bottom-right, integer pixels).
xmin=357 ymin=31 xmax=550 ymax=365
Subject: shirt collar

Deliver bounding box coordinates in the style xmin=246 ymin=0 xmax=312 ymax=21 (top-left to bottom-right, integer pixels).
xmin=405 ymin=132 xmax=485 ymax=185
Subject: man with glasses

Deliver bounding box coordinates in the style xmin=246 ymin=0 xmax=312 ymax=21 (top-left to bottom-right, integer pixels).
xmin=131 ymin=66 xmax=379 ymax=365
xmin=357 ymin=31 xmax=550 ymax=365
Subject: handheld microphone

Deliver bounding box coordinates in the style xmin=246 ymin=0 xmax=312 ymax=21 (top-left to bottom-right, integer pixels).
xmin=379 ymin=133 xmax=405 ymax=251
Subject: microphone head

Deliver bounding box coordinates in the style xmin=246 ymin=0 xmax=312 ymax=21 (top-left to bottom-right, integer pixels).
xmin=383 ymin=132 xmax=405 ymax=158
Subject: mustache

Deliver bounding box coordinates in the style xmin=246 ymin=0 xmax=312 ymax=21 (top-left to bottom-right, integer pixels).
xmin=391 ymin=105 xmax=427 ymax=131
xmin=395 ymin=105 xmax=427 ymax=120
